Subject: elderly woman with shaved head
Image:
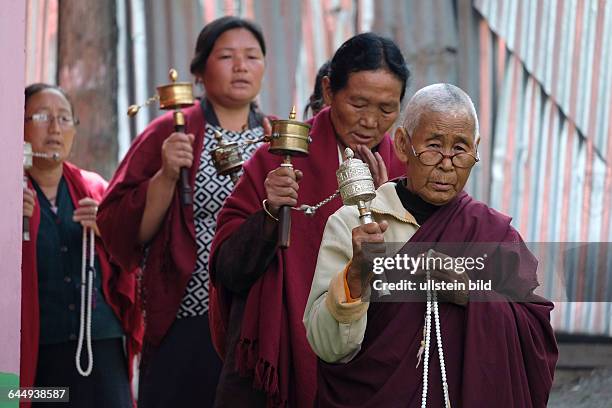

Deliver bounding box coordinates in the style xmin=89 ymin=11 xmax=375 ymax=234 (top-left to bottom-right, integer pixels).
xmin=304 ymin=84 xmax=558 ymax=408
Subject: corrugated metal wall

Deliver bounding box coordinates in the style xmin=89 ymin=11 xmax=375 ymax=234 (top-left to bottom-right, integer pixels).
xmin=475 ymin=0 xmax=612 ymax=336
xmin=130 ymin=0 xmax=465 ymax=130
xmin=25 ymin=0 xmax=58 ymax=84
xmin=25 ymin=0 xmax=611 ymax=336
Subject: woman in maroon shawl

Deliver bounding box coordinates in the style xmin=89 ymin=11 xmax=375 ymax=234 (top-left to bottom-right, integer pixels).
xmin=21 ymin=84 xmax=141 ymax=408
xmin=97 ymin=16 xmax=268 ymax=407
xmin=304 ymin=83 xmax=558 ymax=407
xmin=209 ymin=33 xmax=409 ymax=407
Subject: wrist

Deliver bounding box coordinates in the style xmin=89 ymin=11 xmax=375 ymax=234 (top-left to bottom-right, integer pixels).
xmin=346 ymin=265 xmax=362 ymax=299
xmin=262 ymin=199 xmax=279 ymax=221
xmin=158 ymin=166 xmax=179 ymax=183
xmin=156 ymin=168 xmax=179 ymax=186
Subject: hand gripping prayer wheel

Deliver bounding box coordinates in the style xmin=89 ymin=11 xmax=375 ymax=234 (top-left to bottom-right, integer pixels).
xmin=128 ymin=69 xmax=195 ymax=205
xmin=268 ymin=106 xmax=312 ymax=248
xmin=210 ymin=130 xmax=245 ymax=185
xmin=337 ymin=147 xmax=391 ymax=297
xmin=336 ymin=147 xmax=376 ymax=225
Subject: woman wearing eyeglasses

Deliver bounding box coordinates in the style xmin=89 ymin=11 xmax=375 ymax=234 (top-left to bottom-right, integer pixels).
xmin=21 ymin=83 xmax=141 ymax=408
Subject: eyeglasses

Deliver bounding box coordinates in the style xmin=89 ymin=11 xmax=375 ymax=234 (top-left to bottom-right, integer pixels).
xmin=409 ymin=137 xmax=479 ymax=169
xmin=25 ymin=112 xmax=77 ymax=128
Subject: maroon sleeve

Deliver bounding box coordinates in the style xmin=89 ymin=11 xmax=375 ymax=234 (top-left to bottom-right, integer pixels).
xmin=214 ymin=210 xmax=278 ymax=295
xmin=97 ymin=114 xmax=173 ymax=271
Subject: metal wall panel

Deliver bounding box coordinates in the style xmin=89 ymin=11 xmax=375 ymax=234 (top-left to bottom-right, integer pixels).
xmin=476 ymin=0 xmax=612 ymax=336
xmin=25 ymin=0 xmax=58 ymax=84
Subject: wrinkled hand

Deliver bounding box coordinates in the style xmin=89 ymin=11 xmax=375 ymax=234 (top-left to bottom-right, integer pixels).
xmin=23 ymin=187 xmax=35 ymax=218
xmin=73 ymin=197 xmax=100 ymax=235
xmin=264 ymin=166 xmax=304 ymax=215
xmin=161 ymin=132 xmax=195 ymax=182
xmin=354 ymin=144 xmax=388 ymax=188
xmin=415 ymin=250 xmax=470 ymax=306
xmin=347 ymin=220 xmax=389 ymax=298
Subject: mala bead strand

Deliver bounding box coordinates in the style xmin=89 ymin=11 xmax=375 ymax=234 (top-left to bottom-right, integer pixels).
xmin=76 ymin=227 xmax=95 ymax=376
xmin=421 ymin=268 xmax=451 ymax=408
xmin=421 ymin=271 xmax=433 ymax=408
xmin=433 ymin=291 xmax=451 ymax=407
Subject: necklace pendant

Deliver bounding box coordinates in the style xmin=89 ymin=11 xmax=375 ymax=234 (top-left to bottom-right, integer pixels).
xmin=416 ymin=340 xmax=425 ymax=368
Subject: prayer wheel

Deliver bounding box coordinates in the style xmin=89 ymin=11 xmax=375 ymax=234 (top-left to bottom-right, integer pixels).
xmin=336 ymin=147 xmax=376 ymax=224
xmin=210 ymin=130 xmax=244 ymax=185
xmin=268 ymin=106 xmax=312 ymax=248
xmin=127 ymin=69 xmax=195 ymax=205
xmin=23 ymin=142 xmax=60 ymax=241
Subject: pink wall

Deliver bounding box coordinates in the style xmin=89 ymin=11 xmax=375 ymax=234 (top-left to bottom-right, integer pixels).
xmin=0 ymin=0 xmax=26 ymax=376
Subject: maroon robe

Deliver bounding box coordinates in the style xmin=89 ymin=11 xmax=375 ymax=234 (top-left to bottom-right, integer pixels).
xmin=209 ymin=107 xmax=405 ymax=407
xmin=21 ymin=162 xmax=142 ymax=408
xmin=98 ymin=100 xmax=272 ymax=349
xmin=316 ymin=191 xmax=558 ymax=408
xmin=98 ymin=103 xmax=207 ymax=346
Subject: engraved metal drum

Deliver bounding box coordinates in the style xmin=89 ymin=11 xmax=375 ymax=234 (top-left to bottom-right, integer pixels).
xmin=211 ymin=141 xmax=244 ymax=176
xmin=268 ymin=119 xmax=311 ymax=157
xmin=157 ymin=81 xmax=194 ymax=109
xmin=336 ymin=148 xmax=376 ymax=206
xmin=128 ymin=69 xmax=194 ymax=116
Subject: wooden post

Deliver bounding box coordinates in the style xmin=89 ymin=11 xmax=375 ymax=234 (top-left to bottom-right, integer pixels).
xmin=57 ymin=0 xmax=118 ymax=180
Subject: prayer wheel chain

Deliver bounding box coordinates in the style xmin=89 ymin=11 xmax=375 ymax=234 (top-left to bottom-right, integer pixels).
xmin=293 ymin=190 xmax=340 ymax=216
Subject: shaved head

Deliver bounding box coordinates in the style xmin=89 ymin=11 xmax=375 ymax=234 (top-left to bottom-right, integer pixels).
xmin=402 ymin=83 xmax=479 ymax=141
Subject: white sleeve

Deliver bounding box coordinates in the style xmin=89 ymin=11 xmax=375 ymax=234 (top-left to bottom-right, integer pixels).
xmin=303 ymin=209 xmax=369 ymax=363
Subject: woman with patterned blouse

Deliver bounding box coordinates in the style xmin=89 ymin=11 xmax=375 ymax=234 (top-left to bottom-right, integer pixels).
xmin=97 ymin=16 xmax=269 ymax=408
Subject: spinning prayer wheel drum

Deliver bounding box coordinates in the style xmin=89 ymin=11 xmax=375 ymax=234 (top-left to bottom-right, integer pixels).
xmin=336 ymin=148 xmax=376 ymax=205
xmin=127 ymin=69 xmax=195 ymax=117
xmin=268 ymin=106 xmax=312 ymax=157
xmin=127 ymin=69 xmax=195 ymax=205
xmin=156 ymin=69 xmax=195 ymax=109
xmin=336 ymin=147 xmax=376 ymax=224
xmin=210 ymin=130 xmax=245 ymax=185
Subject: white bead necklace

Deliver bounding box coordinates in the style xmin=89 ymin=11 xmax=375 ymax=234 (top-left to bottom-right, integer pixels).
xmin=420 ymin=269 xmax=451 ymax=408
xmin=75 ymin=227 xmax=95 ymax=376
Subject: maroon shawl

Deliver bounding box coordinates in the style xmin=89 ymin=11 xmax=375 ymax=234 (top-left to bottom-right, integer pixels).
xmin=97 ymin=103 xmax=207 ymax=346
xmin=316 ymin=191 xmax=558 ymax=408
xmin=21 ymin=162 xmax=142 ymax=408
xmin=209 ymin=107 xmax=405 ymax=407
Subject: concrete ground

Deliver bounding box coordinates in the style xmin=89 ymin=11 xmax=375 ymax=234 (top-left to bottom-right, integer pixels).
xmin=548 ymin=341 xmax=612 ymax=407
xmin=548 ymin=368 xmax=612 ymax=408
